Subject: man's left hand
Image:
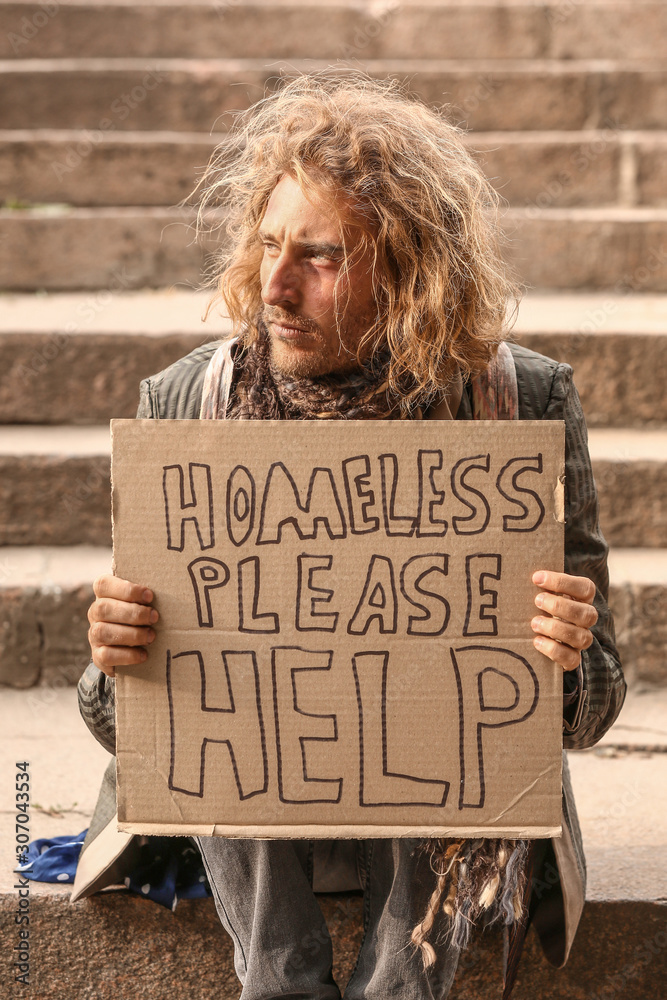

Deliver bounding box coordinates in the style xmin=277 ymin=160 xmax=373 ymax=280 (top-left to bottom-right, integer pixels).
xmin=531 ymin=571 xmax=598 ymax=671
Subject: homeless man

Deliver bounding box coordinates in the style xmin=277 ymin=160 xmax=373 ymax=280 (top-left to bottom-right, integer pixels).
xmin=76 ymin=73 xmax=625 ymax=1000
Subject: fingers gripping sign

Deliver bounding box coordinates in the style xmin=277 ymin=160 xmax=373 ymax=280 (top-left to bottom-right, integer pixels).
xmin=530 ymin=570 xmax=598 ymax=671
xmin=87 ymin=574 xmax=160 ymax=677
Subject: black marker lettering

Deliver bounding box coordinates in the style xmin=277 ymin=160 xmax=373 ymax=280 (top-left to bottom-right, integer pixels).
xmin=416 ymin=450 xmax=447 ymax=537
xmin=187 ymin=557 xmax=230 ymax=629
xmin=347 ymin=555 xmax=398 ymax=635
xmin=226 ymin=465 xmax=256 ymax=547
xmin=163 ymin=463 xmax=214 ymax=551
xmin=451 ymin=455 xmax=491 ymax=535
xmin=257 ymin=463 xmax=346 ymax=544
xmin=271 ymin=647 xmax=342 ymax=804
xmin=167 ymin=648 xmax=267 ymax=799
xmin=400 ymin=553 xmax=450 ymax=636
xmin=342 ymin=455 xmax=380 ymax=535
xmin=451 ymin=645 xmax=539 ymax=809
xmin=464 ymin=554 xmax=501 ymax=637
xmin=496 ymin=455 xmax=545 ymax=532
xmin=238 ymin=556 xmax=279 ymax=633
xmin=379 ymin=454 xmax=416 ymax=537
xmin=296 ymin=554 xmax=339 ymax=632
xmin=352 ymin=651 xmax=448 ymax=807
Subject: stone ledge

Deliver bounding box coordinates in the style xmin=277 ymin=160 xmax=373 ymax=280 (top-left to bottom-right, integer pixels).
xmin=0 ymin=890 xmax=664 ymax=999
xmin=1 ymin=431 xmax=664 ymax=546
xmin=1 ymin=3 xmax=666 ymax=62
xmin=2 ymin=327 xmax=665 ymax=426
xmin=3 ymin=206 xmax=667 ymax=292
xmin=6 ymin=129 xmax=667 ymax=209
xmin=2 ymin=60 xmax=667 ymax=134
xmin=0 ymin=546 xmax=665 ymax=688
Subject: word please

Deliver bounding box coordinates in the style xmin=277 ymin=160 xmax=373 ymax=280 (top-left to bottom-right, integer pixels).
xmin=162 ymin=451 xmax=547 ymax=551
xmin=187 ymin=551 xmax=504 ymax=638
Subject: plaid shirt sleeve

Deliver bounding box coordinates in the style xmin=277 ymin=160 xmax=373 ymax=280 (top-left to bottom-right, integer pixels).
xmin=78 ymin=659 xmax=116 ymax=756
xmin=76 ymin=381 xmax=158 ymax=755
xmin=544 ymin=364 xmax=626 ymax=749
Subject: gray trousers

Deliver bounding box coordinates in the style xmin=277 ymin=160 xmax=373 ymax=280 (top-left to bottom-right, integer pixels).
xmin=195 ymin=837 xmax=460 ymax=1000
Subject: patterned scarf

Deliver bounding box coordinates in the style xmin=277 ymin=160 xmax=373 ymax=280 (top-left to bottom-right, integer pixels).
xmin=200 ymin=323 xmax=529 ymax=996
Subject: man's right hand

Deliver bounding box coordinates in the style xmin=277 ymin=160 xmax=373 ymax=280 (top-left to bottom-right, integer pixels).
xmin=87 ymin=575 xmax=159 ymax=678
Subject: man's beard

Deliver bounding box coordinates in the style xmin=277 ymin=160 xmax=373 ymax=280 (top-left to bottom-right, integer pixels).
xmin=263 ymin=306 xmax=379 ymax=379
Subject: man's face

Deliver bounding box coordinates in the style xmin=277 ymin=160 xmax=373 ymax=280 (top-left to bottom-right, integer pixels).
xmin=259 ymin=173 xmax=379 ymax=378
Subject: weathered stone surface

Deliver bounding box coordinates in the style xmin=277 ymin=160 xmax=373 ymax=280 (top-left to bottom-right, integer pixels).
xmin=5 ymin=61 xmax=666 ymax=134
xmin=0 ymin=4 xmax=552 ymax=63
xmin=514 ymin=331 xmax=667 ymax=427
xmin=0 ymin=332 xmax=210 ymax=423
xmin=0 ymin=546 xmax=110 ymax=687
xmin=594 ymin=458 xmax=667 ymax=549
xmin=502 ymin=209 xmax=667 ymax=292
xmin=549 ymin=3 xmax=667 ymax=60
xmin=636 ymin=136 xmax=667 ymax=207
xmin=609 ymin=582 xmax=667 ymax=688
xmin=0 ymin=442 xmax=665 ymax=548
xmin=601 ymin=68 xmax=667 ymax=132
xmin=0 ymin=455 xmax=111 ymax=546
xmin=0 ymin=63 xmax=273 ymax=133
xmin=0 ymin=889 xmax=664 ymax=999
xmin=0 ymin=207 xmax=217 ymax=291
xmin=471 ymin=133 xmax=621 ymax=209
xmin=0 ymin=130 xmax=638 ymax=210
xmin=0 ymin=587 xmax=41 ymax=687
xmin=4 ymin=205 xmax=667 ymax=292
xmin=1 ymin=3 xmax=369 ymax=61
xmin=0 ymin=584 xmax=93 ymax=688
xmin=3 ymin=3 xmax=665 ymax=62
xmin=0 ymin=130 xmax=220 ymax=208
xmin=1 ymin=328 xmax=664 ymax=427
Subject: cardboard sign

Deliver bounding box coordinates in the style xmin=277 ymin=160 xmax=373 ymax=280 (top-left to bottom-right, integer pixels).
xmin=112 ymin=419 xmax=565 ymax=839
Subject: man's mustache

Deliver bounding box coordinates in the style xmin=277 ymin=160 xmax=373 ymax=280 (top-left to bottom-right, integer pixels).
xmin=263 ymin=309 xmax=320 ymax=334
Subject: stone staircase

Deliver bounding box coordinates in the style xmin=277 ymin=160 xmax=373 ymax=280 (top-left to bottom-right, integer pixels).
xmin=0 ymin=2 xmax=665 ymax=997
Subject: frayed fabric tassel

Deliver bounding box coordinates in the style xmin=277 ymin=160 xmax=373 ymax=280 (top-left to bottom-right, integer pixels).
xmin=411 ymin=838 xmax=530 ymax=971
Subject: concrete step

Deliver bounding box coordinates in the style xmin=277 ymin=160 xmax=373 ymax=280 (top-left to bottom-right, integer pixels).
xmin=0 ymin=685 xmax=664 ymax=998
xmin=1 ymin=425 xmax=666 ymax=548
xmin=2 ymin=58 xmax=667 ymax=133
xmin=0 ymin=540 xmax=665 ymax=690
xmin=3 ymin=1 xmax=667 ymax=62
xmin=3 ymin=289 xmax=666 ymax=427
xmin=0 ymin=423 xmax=665 ymax=545
xmin=501 ymin=206 xmax=667 ymax=292
xmin=0 ymin=205 xmax=217 ymax=291
xmin=3 ymin=129 xmax=666 ymax=209
xmin=3 ymin=205 xmax=667 ymax=292
xmin=607 ymin=549 xmax=667 ymax=689
xmin=0 ymin=545 xmax=110 ymax=687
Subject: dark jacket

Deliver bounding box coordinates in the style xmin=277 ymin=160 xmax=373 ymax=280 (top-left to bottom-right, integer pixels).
xmin=74 ymin=340 xmax=626 ymax=968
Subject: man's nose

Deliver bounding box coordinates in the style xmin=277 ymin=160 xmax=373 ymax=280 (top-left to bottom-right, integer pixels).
xmin=261 ymin=253 xmax=300 ymax=308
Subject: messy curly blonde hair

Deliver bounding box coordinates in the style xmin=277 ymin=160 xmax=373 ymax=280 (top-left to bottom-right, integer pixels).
xmin=190 ymin=70 xmax=520 ymax=407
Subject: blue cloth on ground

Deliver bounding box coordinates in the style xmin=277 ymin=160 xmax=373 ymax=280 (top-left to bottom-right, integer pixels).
xmin=14 ymin=831 xmax=211 ymax=910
